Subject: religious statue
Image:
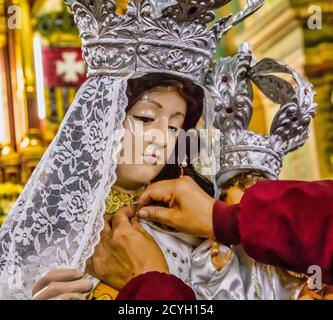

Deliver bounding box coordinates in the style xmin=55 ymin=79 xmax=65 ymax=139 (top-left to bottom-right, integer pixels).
xmin=0 ymin=0 xmax=318 ymax=300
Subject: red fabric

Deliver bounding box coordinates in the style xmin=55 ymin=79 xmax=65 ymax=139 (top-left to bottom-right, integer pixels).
xmin=118 ymin=180 xmax=333 ymax=299
xmin=42 ymin=47 xmax=86 ymax=87
xmin=116 ymin=272 xmax=196 ymax=300
xmin=213 ymin=180 xmax=333 ymax=285
xmin=213 ymin=200 xmax=240 ymax=246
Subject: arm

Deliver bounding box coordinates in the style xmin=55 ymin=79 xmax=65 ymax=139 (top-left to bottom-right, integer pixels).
xmin=213 ymin=180 xmax=333 ymax=284
xmin=32 ymin=208 xmax=172 ymax=300
xmin=138 ymin=177 xmax=333 ymax=285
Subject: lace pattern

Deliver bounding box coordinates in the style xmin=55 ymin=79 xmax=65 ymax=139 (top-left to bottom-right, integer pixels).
xmin=0 ymin=73 xmax=218 ymax=300
xmin=0 ymin=76 xmax=128 ymax=299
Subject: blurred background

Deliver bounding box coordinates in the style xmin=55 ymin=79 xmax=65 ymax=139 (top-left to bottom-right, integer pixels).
xmin=0 ymin=0 xmax=332 ymax=222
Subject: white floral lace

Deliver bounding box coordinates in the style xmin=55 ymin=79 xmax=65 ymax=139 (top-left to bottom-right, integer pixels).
xmin=0 ymin=76 xmax=128 ymax=299
xmin=0 ymin=72 xmax=219 ymax=300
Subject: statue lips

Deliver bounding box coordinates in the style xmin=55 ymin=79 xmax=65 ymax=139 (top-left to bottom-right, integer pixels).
xmin=142 ymin=141 xmax=164 ymax=165
xmin=143 ymin=151 xmax=161 ymax=165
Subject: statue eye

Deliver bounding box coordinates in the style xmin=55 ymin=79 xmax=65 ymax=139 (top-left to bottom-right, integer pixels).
xmin=133 ymin=116 xmax=154 ymax=123
xmin=168 ymin=126 xmax=179 ymax=134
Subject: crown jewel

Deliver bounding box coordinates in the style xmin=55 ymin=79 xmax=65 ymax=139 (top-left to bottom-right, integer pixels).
xmin=66 ymin=0 xmax=264 ymax=84
xmin=207 ymin=44 xmax=317 ymax=185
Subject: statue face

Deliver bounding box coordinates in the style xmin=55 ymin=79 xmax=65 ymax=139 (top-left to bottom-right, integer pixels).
xmin=116 ymin=86 xmax=187 ymax=190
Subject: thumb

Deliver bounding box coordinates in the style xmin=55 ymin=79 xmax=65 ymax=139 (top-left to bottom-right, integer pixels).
xmin=138 ymin=206 xmax=176 ymax=227
xmin=101 ymin=213 xmax=112 ymax=237
xmin=112 ymin=207 xmax=135 ymax=229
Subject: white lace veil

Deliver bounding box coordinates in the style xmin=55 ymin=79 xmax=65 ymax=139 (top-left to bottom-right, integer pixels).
xmin=0 ymin=73 xmax=218 ymax=299
xmin=0 ymin=76 xmax=130 ymax=299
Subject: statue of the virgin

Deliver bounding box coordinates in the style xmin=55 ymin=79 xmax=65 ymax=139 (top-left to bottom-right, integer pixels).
xmin=0 ymin=0 xmax=310 ymax=300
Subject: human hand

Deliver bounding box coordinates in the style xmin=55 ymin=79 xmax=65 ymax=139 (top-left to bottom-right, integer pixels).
xmin=32 ymin=269 xmax=93 ymax=300
xmin=137 ymin=176 xmax=215 ymax=239
xmin=85 ymin=207 xmax=169 ymax=290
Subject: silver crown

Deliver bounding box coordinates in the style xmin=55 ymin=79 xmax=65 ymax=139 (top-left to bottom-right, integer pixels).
xmin=65 ymin=0 xmax=265 ymax=84
xmin=206 ymin=44 xmax=317 ymax=185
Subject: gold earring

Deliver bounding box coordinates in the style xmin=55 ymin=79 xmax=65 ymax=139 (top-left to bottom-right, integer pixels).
xmin=179 ymin=155 xmax=188 ymax=178
xmin=179 ymin=165 xmax=184 ymax=178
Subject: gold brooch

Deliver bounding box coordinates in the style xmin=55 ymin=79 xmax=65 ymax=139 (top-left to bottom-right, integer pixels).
xmin=105 ymin=188 xmax=138 ymax=215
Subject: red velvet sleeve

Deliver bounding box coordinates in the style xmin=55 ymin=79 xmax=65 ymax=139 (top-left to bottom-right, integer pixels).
xmin=213 ymin=180 xmax=333 ymax=285
xmin=116 ymin=272 xmax=196 ymax=300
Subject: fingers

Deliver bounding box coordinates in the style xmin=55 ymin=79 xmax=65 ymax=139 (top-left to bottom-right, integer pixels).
xmin=130 ymin=215 xmax=140 ymax=225
xmin=32 ymin=278 xmax=94 ymax=300
xmin=101 ymin=213 xmax=112 ymax=237
xmin=137 ymin=206 xmax=175 ymax=227
xmin=138 ymin=177 xmax=195 ymax=206
xmin=138 ymin=180 xmax=177 ymax=206
xmin=50 ymin=293 xmax=86 ymax=300
xmin=112 ymin=207 xmax=135 ymax=229
xmin=32 ymin=269 xmax=84 ymax=297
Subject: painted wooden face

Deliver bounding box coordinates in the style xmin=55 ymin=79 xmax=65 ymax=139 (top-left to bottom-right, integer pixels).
xmin=116 ymin=86 xmax=187 ymax=190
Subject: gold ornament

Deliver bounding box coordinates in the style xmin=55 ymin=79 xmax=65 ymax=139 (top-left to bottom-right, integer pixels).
xmin=105 ymin=187 xmax=138 ymax=215
xmin=87 ymin=282 xmax=119 ymax=300
xmin=105 ymin=187 xmax=175 ymax=231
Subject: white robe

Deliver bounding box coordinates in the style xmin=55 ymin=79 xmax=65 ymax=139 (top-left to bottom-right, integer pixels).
xmin=140 ymin=221 xmax=305 ymax=300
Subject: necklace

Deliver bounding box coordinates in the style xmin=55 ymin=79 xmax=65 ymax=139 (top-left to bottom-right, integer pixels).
xmin=105 ymin=187 xmax=176 ymax=232
xmin=90 ymin=186 xmax=175 ymax=300
xmin=105 ymin=188 xmax=138 ymax=215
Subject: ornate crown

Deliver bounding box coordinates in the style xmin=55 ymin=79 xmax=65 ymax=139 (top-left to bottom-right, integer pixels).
xmin=65 ymin=0 xmax=265 ymax=84
xmin=207 ymin=44 xmax=317 ymax=185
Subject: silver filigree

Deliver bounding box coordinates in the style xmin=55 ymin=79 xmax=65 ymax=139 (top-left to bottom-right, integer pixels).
xmin=66 ymin=0 xmax=265 ymax=84
xmin=213 ymin=0 xmax=265 ymax=39
xmin=207 ymin=44 xmax=317 ymax=185
xmin=161 ymin=0 xmax=231 ymax=24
